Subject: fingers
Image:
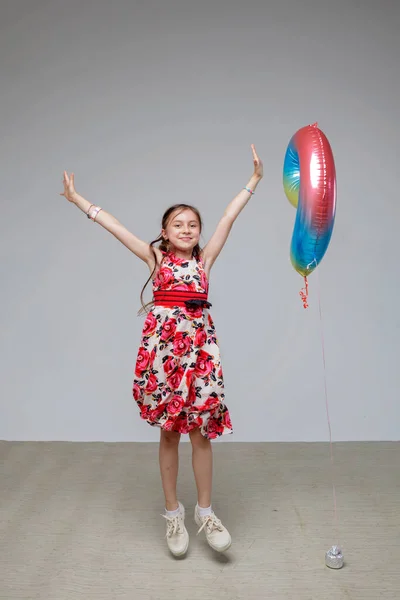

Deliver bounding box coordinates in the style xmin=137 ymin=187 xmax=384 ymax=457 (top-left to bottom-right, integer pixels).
xmin=251 ymin=144 xmax=262 ymax=166
xmin=60 ymin=172 xmax=68 ymax=196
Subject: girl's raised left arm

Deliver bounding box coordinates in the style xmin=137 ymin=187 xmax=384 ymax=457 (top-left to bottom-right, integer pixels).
xmin=202 ymin=144 xmax=263 ymax=270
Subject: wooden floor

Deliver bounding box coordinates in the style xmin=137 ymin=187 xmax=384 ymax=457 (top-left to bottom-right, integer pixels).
xmin=0 ymin=441 xmax=399 ymax=599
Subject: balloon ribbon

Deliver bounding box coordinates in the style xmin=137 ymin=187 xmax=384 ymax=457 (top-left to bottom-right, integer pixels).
xmin=299 ymin=276 xmax=309 ymax=308
xmin=315 ymin=266 xmax=340 ymax=548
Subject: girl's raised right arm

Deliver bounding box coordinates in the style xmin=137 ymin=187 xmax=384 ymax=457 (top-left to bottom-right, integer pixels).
xmin=60 ymin=171 xmax=161 ymax=268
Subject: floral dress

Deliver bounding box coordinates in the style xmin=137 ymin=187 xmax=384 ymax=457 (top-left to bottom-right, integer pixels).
xmin=133 ymin=250 xmax=233 ymax=439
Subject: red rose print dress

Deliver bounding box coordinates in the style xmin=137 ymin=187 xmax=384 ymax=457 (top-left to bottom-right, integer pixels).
xmin=133 ymin=250 xmax=233 ymax=439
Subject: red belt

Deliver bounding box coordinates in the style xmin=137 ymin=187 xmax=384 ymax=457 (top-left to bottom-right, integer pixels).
xmin=153 ymin=290 xmax=212 ymax=309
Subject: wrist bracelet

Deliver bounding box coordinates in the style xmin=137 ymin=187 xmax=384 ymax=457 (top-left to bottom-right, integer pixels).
xmin=87 ymin=205 xmax=102 ymax=221
xmin=93 ymin=208 xmax=103 ymax=222
xmin=86 ymin=204 xmax=95 ymax=218
xmin=244 ymin=186 xmax=255 ymax=195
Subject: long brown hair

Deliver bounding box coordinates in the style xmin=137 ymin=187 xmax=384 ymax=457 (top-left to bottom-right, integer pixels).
xmin=139 ymin=204 xmax=203 ymax=313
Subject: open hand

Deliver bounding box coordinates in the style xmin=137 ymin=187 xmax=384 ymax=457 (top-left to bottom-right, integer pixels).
xmin=251 ymin=144 xmax=263 ymax=180
xmin=60 ymin=171 xmax=77 ymax=203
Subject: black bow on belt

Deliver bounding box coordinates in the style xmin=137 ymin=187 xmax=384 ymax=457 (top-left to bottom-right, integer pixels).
xmin=184 ymin=299 xmax=212 ymax=310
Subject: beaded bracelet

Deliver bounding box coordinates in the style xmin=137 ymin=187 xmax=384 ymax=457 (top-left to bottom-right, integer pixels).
xmin=244 ymin=186 xmax=255 ymax=195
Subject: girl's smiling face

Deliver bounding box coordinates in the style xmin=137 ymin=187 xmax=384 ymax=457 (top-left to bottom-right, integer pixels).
xmin=162 ymin=208 xmax=201 ymax=257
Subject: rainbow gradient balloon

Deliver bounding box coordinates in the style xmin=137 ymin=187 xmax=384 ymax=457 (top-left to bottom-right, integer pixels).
xmin=283 ymin=122 xmax=336 ymax=278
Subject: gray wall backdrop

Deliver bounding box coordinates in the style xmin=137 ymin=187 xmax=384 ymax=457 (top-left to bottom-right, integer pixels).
xmin=1 ymin=0 xmax=399 ymax=442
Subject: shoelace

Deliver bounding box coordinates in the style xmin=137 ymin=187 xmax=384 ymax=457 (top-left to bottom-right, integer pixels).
xmin=196 ymin=512 xmax=224 ymax=535
xmin=162 ymin=514 xmax=182 ymax=538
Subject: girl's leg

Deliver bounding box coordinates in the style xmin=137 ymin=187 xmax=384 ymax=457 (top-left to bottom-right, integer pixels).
xmin=159 ymin=429 xmax=181 ymax=511
xmin=190 ymin=427 xmax=231 ymax=552
xmin=159 ymin=428 xmax=189 ymax=557
xmin=189 ymin=427 xmax=213 ymax=508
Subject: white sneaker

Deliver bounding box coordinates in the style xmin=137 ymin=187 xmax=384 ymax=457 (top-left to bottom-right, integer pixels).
xmin=194 ymin=506 xmax=232 ymax=552
xmin=162 ymin=502 xmax=189 ymax=557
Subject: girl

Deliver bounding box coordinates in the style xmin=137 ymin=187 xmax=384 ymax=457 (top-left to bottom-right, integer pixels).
xmin=60 ymin=145 xmax=263 ymax=557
